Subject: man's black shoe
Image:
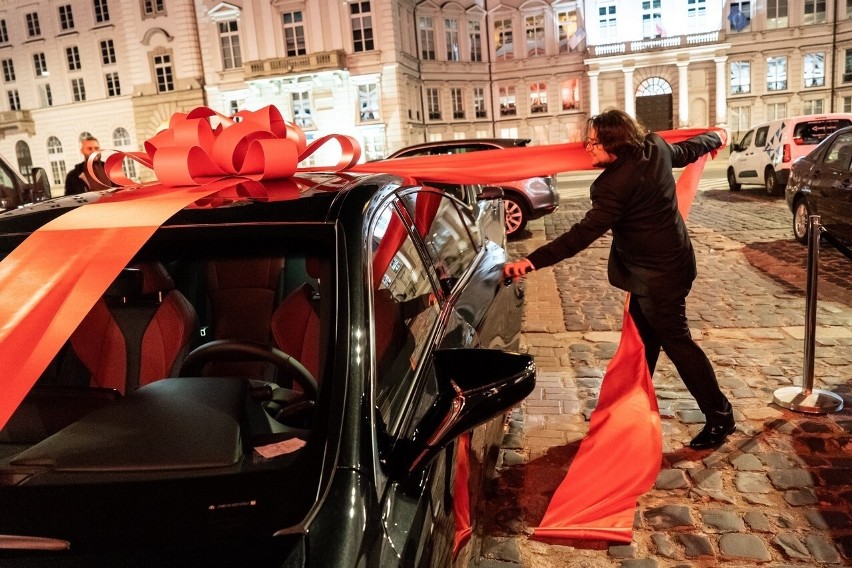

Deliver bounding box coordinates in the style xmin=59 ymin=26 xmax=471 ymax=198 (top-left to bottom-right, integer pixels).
xmin=689 ymin=417 xmax=736 ymax=450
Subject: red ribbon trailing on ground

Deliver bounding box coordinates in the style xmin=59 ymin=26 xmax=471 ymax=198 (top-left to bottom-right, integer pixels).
xmin=0 ymin=103 xmax=720 ymax=549
xmin=532 ymin=154 xmax=708 ymax=542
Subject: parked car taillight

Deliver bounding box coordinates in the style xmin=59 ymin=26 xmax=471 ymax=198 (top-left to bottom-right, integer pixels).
xmin=783 ymin=144 xmax=791 ymax=162
xmin=792 ymin=136 xmax=805 ymax=145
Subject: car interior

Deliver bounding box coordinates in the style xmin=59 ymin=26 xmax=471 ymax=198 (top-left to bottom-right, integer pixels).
xmin=0 ymin=223 xmax=334 ymax=480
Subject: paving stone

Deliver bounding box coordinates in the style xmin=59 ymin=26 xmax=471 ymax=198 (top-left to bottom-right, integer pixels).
xmin=619 ymin=560 xmax=659 ymax=568
xmin=805 ymin=510 xmax=852 ymax=531
xmin=608 ymin=543 xmax=636 ymax=559
xmin=783 ymin=487 xmax=819 ymax=506
xmin=480 ymin=536 xmax=521 ymax=564
xmin=689 ymin=468 xmax=723 ymax=491
xmin=768 ymin=468 xmax=815 ymax=489
xmin=655 ymin=469 xmax=689 ymax=490
xmin=743 ymin=511 xmax=772 ymax=532
xmin=735 ymin=471 xmax=772 ymax=493
xmin=700 ymin=509 xmax=744 ymax=532
xmin=805 ymin=533 xmax=841 ymax=563
xmin=718 ymin=533 xmax=772 ymax=562
xmin=677 ymin=533 xmax=714 ymax=558
xmin=731 ymin=453 xmax=764 ymax=471
xmin=643 ymin=505 xmax=694 ymax=530
xmin=650 ymin=533 xmax=682 ymax=559
xmin=772 ymin=533 xmax=811 ymax=560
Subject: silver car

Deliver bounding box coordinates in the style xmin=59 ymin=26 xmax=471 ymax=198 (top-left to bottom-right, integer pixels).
xmin=386 ymin=138 xmax=559 ymax=238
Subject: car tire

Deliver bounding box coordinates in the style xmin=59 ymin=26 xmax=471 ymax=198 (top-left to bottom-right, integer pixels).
xmin=765 ymin=167 xmax=782 ymax=195
xmin=503 ymin=194 xmax=527 ymax=238
xmin=727 ymin=168 xmax=741 ymax=192
xmin=792 ymin=199 xmax=813 ymax=245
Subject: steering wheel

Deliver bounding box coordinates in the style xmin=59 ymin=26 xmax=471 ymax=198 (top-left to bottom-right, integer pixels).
xmin=179 ymin=339 xmax=318 ymax=401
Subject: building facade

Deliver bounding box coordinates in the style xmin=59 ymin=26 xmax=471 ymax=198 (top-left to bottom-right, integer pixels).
xmin=1 ymin=0 xmax=851 ymax=194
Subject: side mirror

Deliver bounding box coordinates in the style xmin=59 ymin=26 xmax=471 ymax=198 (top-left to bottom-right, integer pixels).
xmin=477 ymin=186 xmax=504 ymax=201
xmin=26 ymin=167 xmax=51 ymax=201
xmin=400 ymin=348 xmax=535 ymax=474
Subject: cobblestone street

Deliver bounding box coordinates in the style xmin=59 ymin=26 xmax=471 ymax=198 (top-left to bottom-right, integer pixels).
xmin=476 ymin=178 xmax=852 ymax=567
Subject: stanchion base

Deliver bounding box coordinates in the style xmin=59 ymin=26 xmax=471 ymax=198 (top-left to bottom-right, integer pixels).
xmin=773 ymin=386 xmax=844 ymax=415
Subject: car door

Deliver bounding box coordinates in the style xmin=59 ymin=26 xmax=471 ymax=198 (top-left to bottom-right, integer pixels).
xmin=730 ymin=129 xmax=755 ymax=184
xmin=813 ymin=132 xmax=852 ymax=242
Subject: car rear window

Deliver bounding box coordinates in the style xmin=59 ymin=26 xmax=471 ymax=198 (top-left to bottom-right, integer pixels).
xmin=793 ymin=119 xmax=852 ymax=144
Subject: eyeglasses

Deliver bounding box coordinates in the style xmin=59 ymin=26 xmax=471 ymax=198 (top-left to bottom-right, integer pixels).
xmin=584 ymin=138 xmax=602 ymax=149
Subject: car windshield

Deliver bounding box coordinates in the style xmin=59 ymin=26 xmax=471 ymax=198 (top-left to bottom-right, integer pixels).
xmin=793 ymin=119 xmax=852 ymax=144
xmin=0 ymin=220 xmax=335 ymax=554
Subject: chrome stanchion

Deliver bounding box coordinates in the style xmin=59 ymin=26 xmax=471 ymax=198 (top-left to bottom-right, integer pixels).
xmin=774 ymin=215 xmax=844 ymax=414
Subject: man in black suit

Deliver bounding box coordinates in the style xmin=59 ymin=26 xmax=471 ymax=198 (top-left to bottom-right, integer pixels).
xmin=504 ymin=109 xmax=734 ymax=450
xmin=64 ymin=136 xmax=114 ymax=196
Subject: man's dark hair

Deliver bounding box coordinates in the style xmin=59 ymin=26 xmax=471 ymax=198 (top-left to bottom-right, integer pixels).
xmin=587 ymin=109 xmax=646 ymax=157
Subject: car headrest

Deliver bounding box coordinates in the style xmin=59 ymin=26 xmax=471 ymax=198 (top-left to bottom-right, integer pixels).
xmin=103 ymin=263 xmax=174 ymax=299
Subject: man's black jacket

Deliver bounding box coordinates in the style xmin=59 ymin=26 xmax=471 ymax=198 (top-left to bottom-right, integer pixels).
xmin=526 ymin=131 xmax=722 ymax=297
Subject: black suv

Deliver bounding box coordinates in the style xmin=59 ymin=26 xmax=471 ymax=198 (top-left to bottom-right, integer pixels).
xmin=0 ymin=155 xmax=50 ymax=211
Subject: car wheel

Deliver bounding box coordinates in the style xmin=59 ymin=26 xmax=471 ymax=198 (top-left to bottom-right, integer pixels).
xmin=727 ymin=168 xmax=741 ymax=192
xmin=503 ymin=195 xmax=527 ymax=237
xmin=792 ymin=199 xmax=813 ymax=245
xmin=765 ymin=168 xmax=782 ymax=195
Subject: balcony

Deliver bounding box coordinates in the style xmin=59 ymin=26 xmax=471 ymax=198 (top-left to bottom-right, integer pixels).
xmin=0 ymin=110 xmax=35 ymax=138
xmin=591 ymin=31 xmax=721 ymax=57
xmin=244 ymin=50 xmax=347 ymax=79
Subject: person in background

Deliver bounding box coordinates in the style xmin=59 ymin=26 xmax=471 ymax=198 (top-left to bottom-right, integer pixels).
xmin=504 ymin=109 xmax=734 ymax=450
xmin=64 ymin=136 xmax=114 ymax=195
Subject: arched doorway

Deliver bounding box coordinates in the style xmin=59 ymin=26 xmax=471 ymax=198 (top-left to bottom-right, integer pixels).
xmin=635 ymin=77 xmax=672 ymax=132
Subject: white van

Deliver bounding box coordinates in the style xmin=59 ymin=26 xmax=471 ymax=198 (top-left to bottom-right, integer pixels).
xmin=727 ymin=113 xmax=852 ymax=195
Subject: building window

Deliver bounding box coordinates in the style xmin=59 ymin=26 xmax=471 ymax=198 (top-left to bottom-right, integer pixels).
xmin=71 ymin=77 xmax=86 ymax=102
xmin=729 ymin=1 xmax=751 ymax=32
xmin=291 ymin=91 xmax=314 ymax=129
xmin=350 ymin=1 xmax=374 ymax=53
xmin=804 ymin=53 xmax=825 ymax=88
xmin=426 ymin=87 xmax=441 ymax=120
xmin=282 ymin=11 xmax=306 ymax=57
xmin=358 ymin=83 xmax=379 ymax=121
xmin=598 ymin=1 xmax=617 ymax=42
xmin=58 ymin=5 xmax=75 ymax=31
xmin=2 ymin=59 xmax=15 ymax=82
xmin=524 ymin=14 xmax=545 ymax=57
xmin=39 ymin=83 xmax=53 ymax=107
xmin=642 ymin=0 xmax=662 ymax=39
xmin=219 ymin=20 xmax=242 ymax=69
xmin=94 ymin=0 xmax=111 ymax=23
xmin=0 ymin=20 xmax=8 ymax=43
xmin=530 ymin=83 xmax=547 ymax=113
xmin=47 ymin=136 xmax=66 ymax=186
xmin=66 ymin=46 xmax=82 ymax=71
xmin=100 ymin=39 xmax=117 ymax=65
xmin=766 ymin=0 xmax=788 ymax=28
xmin=451 ymin=88 xmax=464 ymax=119
xmin=153 ymin=53 xmax=174 ymax=92
xmin=419 ymin=16 xmax=435 ymax=60
xmin=469 ymin=20 xmax=482 ymax=62
xmin=844 ymin=96 xmax=852 ymax=112
xmin=803 ymin=0 xmax=826 ymax=25
xmin=113 ymin=127 xmax=137 ymax=180
xmin=557 ymin=9 xmax=580 ymax=53
xmin=845 ymin=49 xmax=852 ymax=82
xmin=16 ymin=141 xmax=33 ymax=180
xmin=7 ymin=89 xmax=20 ymax=111
xmin=143 ymin=0 xmax=165 ymax=17
xmin=494 ymin=18 xmax=513 ymax=61
xmin=803 ymin=99 xmax=824 ymax=114
xmin=561 ymin=78 xmax=579 ymax=110
xmin=766 ymin=102 xmax=786 ymax=120
xmin=767 ymin=56 xmax=787 ymax=91
xmin=687 ymin=0 xmax=707 ymax=32
xmin=730 ymin=61 xmax=751 ymax=94
xmin=729 ymin=106 xmax=750 ymax=135
xmin=360 ymin=130 xmax=385 ymax=162
xmin=473 ymin=87 xmax=486 ymax=118
xmin=499 ymin=85 xmax=516 ymax=117
xmin=33 ymin=53 xmax=48 ymax=77
xmin=26 ymin=12 xmax=41 ymax=38
xmin=105 ymin=72 xmax=120 ymax=96
xmin=445 ymin=19 xmax=459 ymax=61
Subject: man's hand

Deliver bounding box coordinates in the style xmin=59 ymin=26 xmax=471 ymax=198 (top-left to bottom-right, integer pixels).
xmin=503 ymin=259 xmax=535 ymax=280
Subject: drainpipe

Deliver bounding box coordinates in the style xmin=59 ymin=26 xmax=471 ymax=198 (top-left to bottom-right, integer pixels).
xmin=831 ymin=0 xmax=838 ymax=112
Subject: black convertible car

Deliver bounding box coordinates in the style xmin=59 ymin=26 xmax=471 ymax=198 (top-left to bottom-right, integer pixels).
xmin=0 ymin=172 xmax=534 ymax=566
